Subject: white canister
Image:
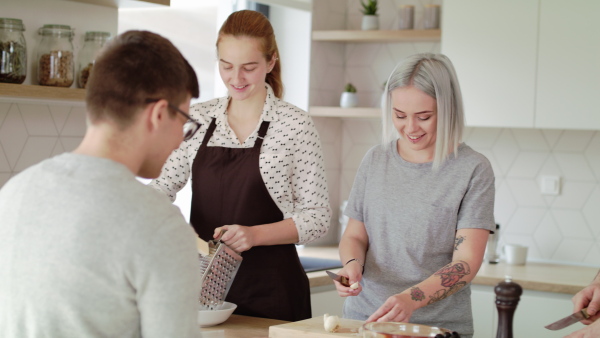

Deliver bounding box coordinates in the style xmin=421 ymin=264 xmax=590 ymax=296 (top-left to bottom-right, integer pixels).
xmin=423 ymin=5 xmax=441 ymax=29
xmin=504 ymin=244 xmax=528 ymax=265
xmin=398 ymin=5 xmax=414 ymax=30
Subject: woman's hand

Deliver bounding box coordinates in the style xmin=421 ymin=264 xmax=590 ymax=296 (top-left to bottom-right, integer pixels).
xmin=572 ymin=282 xmax=600 ymax=325
xmin=214 ymin=225 xmax=256 ymax=252
xmin=367 ymin=293 xmax=415 ymax=323
xmin=333 ymin=263 xmax=363 ymax=297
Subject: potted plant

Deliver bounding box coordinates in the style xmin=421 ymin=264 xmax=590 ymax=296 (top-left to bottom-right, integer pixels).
xmin=340 ymin=83 xmax=358 ymax=108
xmin=360 ymin=0 xmax=379 ymax=30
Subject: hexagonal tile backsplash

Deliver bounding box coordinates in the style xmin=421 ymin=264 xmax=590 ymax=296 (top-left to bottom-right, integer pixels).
xmin=0 ymin=102 xmax=85 ymax=187
xmin=1 ymin=104 xmax=599 ymax=266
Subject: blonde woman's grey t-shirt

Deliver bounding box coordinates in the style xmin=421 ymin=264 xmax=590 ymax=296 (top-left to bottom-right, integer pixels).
xmin=343 ymin=141 xmax=495 ymax=337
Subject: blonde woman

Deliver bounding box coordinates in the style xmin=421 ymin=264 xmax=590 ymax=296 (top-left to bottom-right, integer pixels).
xmin=335 ymin=53 xmax=495 ymax=338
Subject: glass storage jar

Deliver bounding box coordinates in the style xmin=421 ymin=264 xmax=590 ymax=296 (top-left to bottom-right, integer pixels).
xmin=37 ymin=24 xmax=74 ymax=87
xmin=77 ymin=31 xmax=110 ymax=88
xmin=0 ymin=18 xmax=27 ymax=84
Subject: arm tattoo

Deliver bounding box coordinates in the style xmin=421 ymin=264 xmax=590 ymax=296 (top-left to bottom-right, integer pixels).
xmin=427 ymin=260 xmax=471 ymax=305
xmin=410 ymin=287 xmax=425 ymax=301
xmin=454 ymin=235 xmax=466 ymax=251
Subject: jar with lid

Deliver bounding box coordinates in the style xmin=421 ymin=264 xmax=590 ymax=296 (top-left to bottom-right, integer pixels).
xmin=77 ymin=31 xmax=110 ymax=88
xmin=0 ymin=18 xmax=27 ymax=84
xmin=37 ymin=24 xmax=74 ymax=87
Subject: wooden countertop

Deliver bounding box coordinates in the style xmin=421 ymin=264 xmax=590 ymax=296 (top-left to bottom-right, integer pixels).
xmin=201 ymin=314 xmax=287 ymax=338
xmin=299 ymin=245 xmax=599 ymax=294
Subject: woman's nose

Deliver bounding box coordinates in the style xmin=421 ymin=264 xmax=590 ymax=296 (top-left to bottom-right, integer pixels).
xmin=233 ymin=69 xmax=243 ymax=82
xmin=406 ymin=117 xmax=418 ymax=132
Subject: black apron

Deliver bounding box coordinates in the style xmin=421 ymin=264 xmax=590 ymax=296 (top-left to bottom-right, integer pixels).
xmin=190 ymin=118 xmax=311 ymax=321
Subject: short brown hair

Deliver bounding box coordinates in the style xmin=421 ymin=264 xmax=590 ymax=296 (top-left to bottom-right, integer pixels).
xmin=217 ymin=10 xmax=283 ymax=98
xmin=86 ymin=30 xmax=199 ymax=127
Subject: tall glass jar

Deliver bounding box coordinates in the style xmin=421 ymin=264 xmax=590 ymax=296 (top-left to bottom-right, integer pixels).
xmin=0 ymin=18 xmax=27 ymax=84
xmin=37 ymin=24 xmax=74 ymax=87
xmin=77 ymin=31 xmax=110 ymax=88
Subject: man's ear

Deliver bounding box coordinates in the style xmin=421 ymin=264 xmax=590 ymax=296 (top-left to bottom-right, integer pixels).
xmin=146 ymin=99 xmax=169 ymax=133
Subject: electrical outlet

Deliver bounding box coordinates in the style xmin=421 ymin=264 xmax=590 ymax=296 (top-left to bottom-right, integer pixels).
xmin=540 ymin=175 xmax=560 ymax=195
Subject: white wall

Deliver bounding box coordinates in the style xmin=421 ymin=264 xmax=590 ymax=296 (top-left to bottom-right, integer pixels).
xmin=268 ymin=4 xmax=311 ymax=111
xmin=118 ymin=1 xmax=220 ymax=104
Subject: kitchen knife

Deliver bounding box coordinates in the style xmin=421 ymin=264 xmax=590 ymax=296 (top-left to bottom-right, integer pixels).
xmin=326 ymin=270 xmax=350 ymax=287
xmin=545 ymin=308 xmax=590 ymax=330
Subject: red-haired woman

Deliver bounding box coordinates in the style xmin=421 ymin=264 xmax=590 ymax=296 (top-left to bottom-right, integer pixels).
xmin=151 ymin=10 xmax=330 ymax=321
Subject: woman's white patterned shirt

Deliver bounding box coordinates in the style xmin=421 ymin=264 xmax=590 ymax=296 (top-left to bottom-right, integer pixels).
xmin=150 ymin=85 xmax=331 ymax=244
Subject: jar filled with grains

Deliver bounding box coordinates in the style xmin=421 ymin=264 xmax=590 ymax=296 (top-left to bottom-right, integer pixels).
xmin=77 ymin=31 xmax=110 ymax=89
xmin=37 ymin=24 xmax=74 ymax=87
xmin=0 ymin=18 xmax=27 ymax=84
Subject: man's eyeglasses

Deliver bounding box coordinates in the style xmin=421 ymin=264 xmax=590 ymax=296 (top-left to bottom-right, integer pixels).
xmin=145 ymin=99 xmax=201 ymax=141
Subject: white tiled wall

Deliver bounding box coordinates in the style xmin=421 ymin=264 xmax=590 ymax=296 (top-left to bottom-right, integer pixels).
xmin=309 ymin=0 xmax=600 ymax=266
xmin=3 ymin=103 xmax=598 ymax=266
xmin=2 ymin=0 xmax=598 ymax=266
xmin=0 ymin=101 xmax=86 ymax=187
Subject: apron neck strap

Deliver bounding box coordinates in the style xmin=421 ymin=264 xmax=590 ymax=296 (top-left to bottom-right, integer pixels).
xmin=200 ymin=118 xmax=217 ymax=151
xmin=254 ymin=121 xmax=270 ymax=149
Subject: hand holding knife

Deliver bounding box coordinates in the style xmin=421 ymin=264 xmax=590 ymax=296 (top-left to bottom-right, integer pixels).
xmin=326 ymin=270 xmax=350 ymax=287
xmin=545 ymin=307 xmax=590 ymax=330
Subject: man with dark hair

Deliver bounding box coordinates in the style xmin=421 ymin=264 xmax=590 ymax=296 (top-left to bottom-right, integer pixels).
xmin=0 ymin=30 xmax=202 ymax=337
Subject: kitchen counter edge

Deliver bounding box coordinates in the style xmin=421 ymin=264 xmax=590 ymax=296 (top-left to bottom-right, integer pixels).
xmin=301 ymin=246 xmax=599 ymax=295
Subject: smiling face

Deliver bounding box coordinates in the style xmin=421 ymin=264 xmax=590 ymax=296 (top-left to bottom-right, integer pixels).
xmin=217 ymin=35 xmax=275 ymax=102
xmin=391 ymin=86 xmax=438 ymax=163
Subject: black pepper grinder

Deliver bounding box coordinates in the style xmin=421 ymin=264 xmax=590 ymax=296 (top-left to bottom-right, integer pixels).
xmin=494 ymin=276 xmax=522 ymax=338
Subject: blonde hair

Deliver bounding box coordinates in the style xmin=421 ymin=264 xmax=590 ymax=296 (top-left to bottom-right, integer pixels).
xmin=217 ymin=10 xmax=283 ymax=98
xmin=381 ymin=53 xmax=464 ymax=170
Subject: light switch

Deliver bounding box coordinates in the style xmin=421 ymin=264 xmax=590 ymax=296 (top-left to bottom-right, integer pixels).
xmin=540 ymin=175 xmax=560 ymax=195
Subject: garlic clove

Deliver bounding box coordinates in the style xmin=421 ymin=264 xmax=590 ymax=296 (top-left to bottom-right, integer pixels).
xmin=323 ymin=314 xmax=340 ymax=332
xmin=350 ymin=282 xmax=359 ymax=289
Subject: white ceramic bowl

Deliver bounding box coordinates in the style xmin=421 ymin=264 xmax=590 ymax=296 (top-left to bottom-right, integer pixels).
xmin=198 ymin=302 xmax=237 ymax=327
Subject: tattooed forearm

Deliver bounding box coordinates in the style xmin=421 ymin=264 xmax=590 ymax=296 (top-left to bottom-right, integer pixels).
xmin=427 ymin=260 xmax=471 ymax=305
xmin=454 ymin=235 xmax=465 ymax=250
xmin=428 ymin=281 xmax=467 ymax=305
xmin=435 ymin=260 xmax=470 ymax=287
xmin=410 ymin=287 xmax=425 ymax=301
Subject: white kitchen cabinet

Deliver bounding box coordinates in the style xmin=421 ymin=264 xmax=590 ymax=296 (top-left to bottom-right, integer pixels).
xmin=441 ymin=0 xmax=539 ymax=128
xmin=442 ymin=0 xmax=600 ymax=130
xmin=535 ymin=0 xmax=600 ymax=130
xmin=471 ymin=284 xmax=585 ymax=338
xmin=471 ymin=285 xmax=496 ymax=338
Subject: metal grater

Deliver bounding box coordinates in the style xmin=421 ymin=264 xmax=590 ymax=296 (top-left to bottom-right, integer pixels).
xmin=198 ymin=238 xmax=242 ymax=310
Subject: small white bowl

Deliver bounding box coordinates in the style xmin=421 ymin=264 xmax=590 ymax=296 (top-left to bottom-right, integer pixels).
xmin=198 ymin=302 xmax=237 ymax=327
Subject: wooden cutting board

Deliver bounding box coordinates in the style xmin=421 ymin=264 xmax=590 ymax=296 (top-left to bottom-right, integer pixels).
xmin=269 ymin=316 xmax=364 ymax=337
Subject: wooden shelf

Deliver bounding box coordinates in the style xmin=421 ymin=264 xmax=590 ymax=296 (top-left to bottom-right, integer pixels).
xmin=309 ymin=106 xmax=381 ymax=118
xmin=312 ymin=29 xmax=441 ymax=43
xmin=0 ymin=83 xmax=85 ymax=102
xmin=64 ymin=0 xmax=169 ymax=8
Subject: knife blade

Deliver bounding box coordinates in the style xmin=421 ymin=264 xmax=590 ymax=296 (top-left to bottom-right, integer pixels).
xmin=545 ymin=308 xmax=590 ymax=330
xmin=325 ymin=270 xmax=350 ymax=287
